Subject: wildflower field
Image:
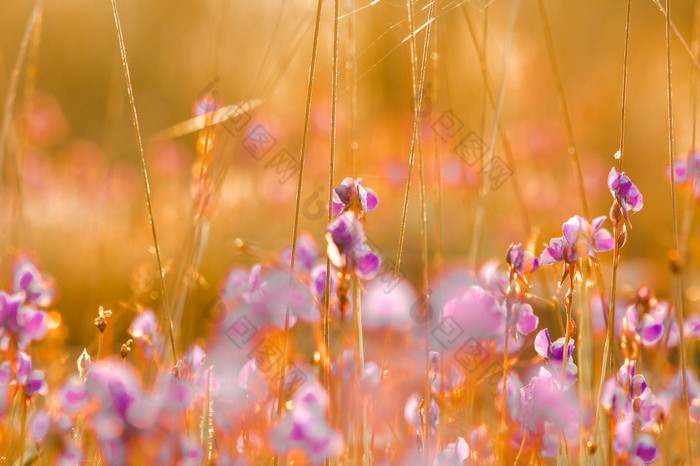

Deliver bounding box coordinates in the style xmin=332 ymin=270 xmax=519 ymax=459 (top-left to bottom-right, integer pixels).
xmin=1 ymin=0 xmax=700 ymax=464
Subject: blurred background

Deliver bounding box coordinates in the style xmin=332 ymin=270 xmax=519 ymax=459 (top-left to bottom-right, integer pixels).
xmin=0 ymin=0 xmax=698 ymax=354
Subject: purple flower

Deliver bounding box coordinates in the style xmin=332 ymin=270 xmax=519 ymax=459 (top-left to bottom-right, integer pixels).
xmin=517 ymin=367 xmax=579 ymax=452
xmin=405 ymin=393 xmax=440 ymax=438
xmin=0 ymin=291 xmax=48 ymax=350
xmin=442 ymin=285 xmax=505 ymax=343
xmin=281 ymin=234 xmax=319 ymax=274
xmin=608 ymin=167 xmax=644 ymax=215
xmin=30 ymin=409 xmax=51 ymax=443
xmin=0 ymin=362 xmax=10 ymax=416
xmin=13 ymin=257 xmax=55 ymax=307
xmin=507 ymin=243 xmax=539 ymax=280
xmin=326 ymin=212 xmax=380 ymax=279
xmin=16 ymin=351 xmax=48 ymax=396
xmin=237 ymin=359 xmax=268 ymax=402
xmin=540 ymin=215 xmax=614 ymax=264
xmin=244 ymin=267 xmax=316 ymax=326
xmin=60 ymin=376 xmax=89 ymax=414
xmin=363 ymin=279 xmax=416 ymax=331
xmin=332 ymin=177 xmax=379 ymax=217
xmin=533 ymin=329 xmax=578 ymax=386
xmin=622 ymin=304 xmax=665 ymax=347
xmin=666 ymin=150 xmax=700 ymax=201
xmin=435 ymin=437 xmax=470 ymax=466
xmin=269 ymin=382 xmax=343 ymax=463
xmin=602 ymin=362 xmax=663 ymax=462
xmin=128 ymin=309 xmax=157 ymax=341
xmin=310 ymin=264 xmax=337 ymax=304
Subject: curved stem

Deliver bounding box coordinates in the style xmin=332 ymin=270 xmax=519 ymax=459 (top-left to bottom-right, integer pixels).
xmin=109 ymin=0 xmax=178 ymax=366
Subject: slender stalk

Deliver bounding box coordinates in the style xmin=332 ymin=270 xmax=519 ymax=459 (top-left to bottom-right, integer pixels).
xmin=461 ymin=5 xmax=531 ymax=234
xmin=592 ymin=221 xmax=621 ymax=464
xmin=404 ymin=0 xmax=434 ymax=461
xmin=109 ymin=0 xmax=178 ymax=365
xmin=431 ymin=1 xmax=443 ymax=276
xmin=393 ymin=0 xmax=434 ymax=283
xmin=323 ymin=0 xmax=340 ymax=409
xmin=651 ymin=0 xmax=700 ymax=69
xmin=617 ymin=0 xmax=632 ymax=171
xmin=19 ymin=392 xmax=27 ymax=466
xmin=577 ymin=265 xmax=593 ymax=465
xmin=536 ymin=0 xmax=589 ymax=218
xmin=468 ymin=0 xmax=522 ymax=268
xmin=346 ymin=0 xmax=359 ymax=177
xmin=353 ymin=275 xmax=368 ymax=465
xmin=0 ymin=0 xmax=42 ymax=178
xmin=277 ymin=0 xmax=324 ymax=420
xmin=664 ymin=0 xmax=693 ymax=461
xmin=500 ymin=307 xmax=510 ymax=463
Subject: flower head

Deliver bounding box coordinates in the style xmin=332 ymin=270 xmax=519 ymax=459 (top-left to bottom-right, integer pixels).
xmin=332 ymin=177 xmax=379 ymax=217
xmin=540 ymin=215 xmax=614 ymax=265
xmin=326 ymin=212 xmax=380 ymax=279
xmin=0 ymin=291 xmax=48 ymax=350
xmin=608 ymin=167 xmax=643 ymax=214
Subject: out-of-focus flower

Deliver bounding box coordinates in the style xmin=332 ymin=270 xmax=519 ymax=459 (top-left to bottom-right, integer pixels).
xmin=30 ymin=409 xmax=51 ymax=443
xmin=601 ymin=362 xmax=662 ymax=463
xmin=362 ymin=278 xmax=416 ymax=331
xmin=13 ymin=256 xmax=56 ymax=307
xmin=16 ymin=351 xmax=48 ymax=397
xmin=57 ymin=445 xmax=84 ymax=466
xmin=0 ymin=291 xmax=48 ymax=350
xmin=517 ymin=367 xmax=579 ymax=457
xmin=60 ymin=376 xmax=89 ymax=414
xmin=608 ymin=167 xmax=643 ymax=216
xmin=506 ymin=243 xmax=539 ymax=283
xmin=442 ymin=285 xmax=505 ymax=343
xmin=310 ymin=264 xmax=337 ymax=304
xmin=281 ymin=234 xmax=319 ymax=274
xmin=405 ymin=393 xmax=439 ymax=438
xmin=237 ymin=359 xmax=268 ymax=403
xmin=666 ymin=150 xmax=700 ymax=201
xmin=540 ymin=215 xmax=614 ymax=265
xmin=326 ymin=212 xmax=380 ymax=279
xmin=434 ymin=437 xmax=470 ymax=466
xmin=269 ymin=382 xmax=343 ymax=463
xmin=128 ymin=309 xmax=157 ymax=341
xmin=332 ymin=177 xmax=379 ymax=217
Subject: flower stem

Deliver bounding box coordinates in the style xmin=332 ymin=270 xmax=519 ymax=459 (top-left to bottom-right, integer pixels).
xmin=19 ymin=391 xmax=28 ymax=466
xmin=352 ymin=275 xmax=368 ymax=465
xmin=591 ymin=222 xmax=621 ymax=464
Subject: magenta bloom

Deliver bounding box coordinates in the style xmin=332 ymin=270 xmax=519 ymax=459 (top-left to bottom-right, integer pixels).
xmin=540 ymin=215 xmax=614 ymax=264
xmin=0 ymin=291 xmax=48 ymax=350
xmin=507 ymin=243 xmax=539 ymax=277
xmin=269 ymin=383 xmax=343 ymax=463
xmin=326 ymin=212 xmax=380 ymax=279
xmin=666 ymin=150 xmax=700 ymax=201
xmin=281 ymin=234 xmax=319 ymax=274
xmin=534 ymin=328 xmax=578 ymax=386
xmin=13 ymin=257 xmax=55 ymax=308
xmin=16 ymin=351 xmax=48 ymax=396
xmin=517 ymin=367 xmax=579 ymax=457
xmin=608 ymin=167 xmax=643 ymax=215
xmin=435 ymin=437 xmax=470 ymax=466
xmin=332 ymin=177 xmax=379 ymax=216
xmin=442 ymin=285 xmax=505 ymax=342
xmin=601 ymin=362 xmax=661 ymax=463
